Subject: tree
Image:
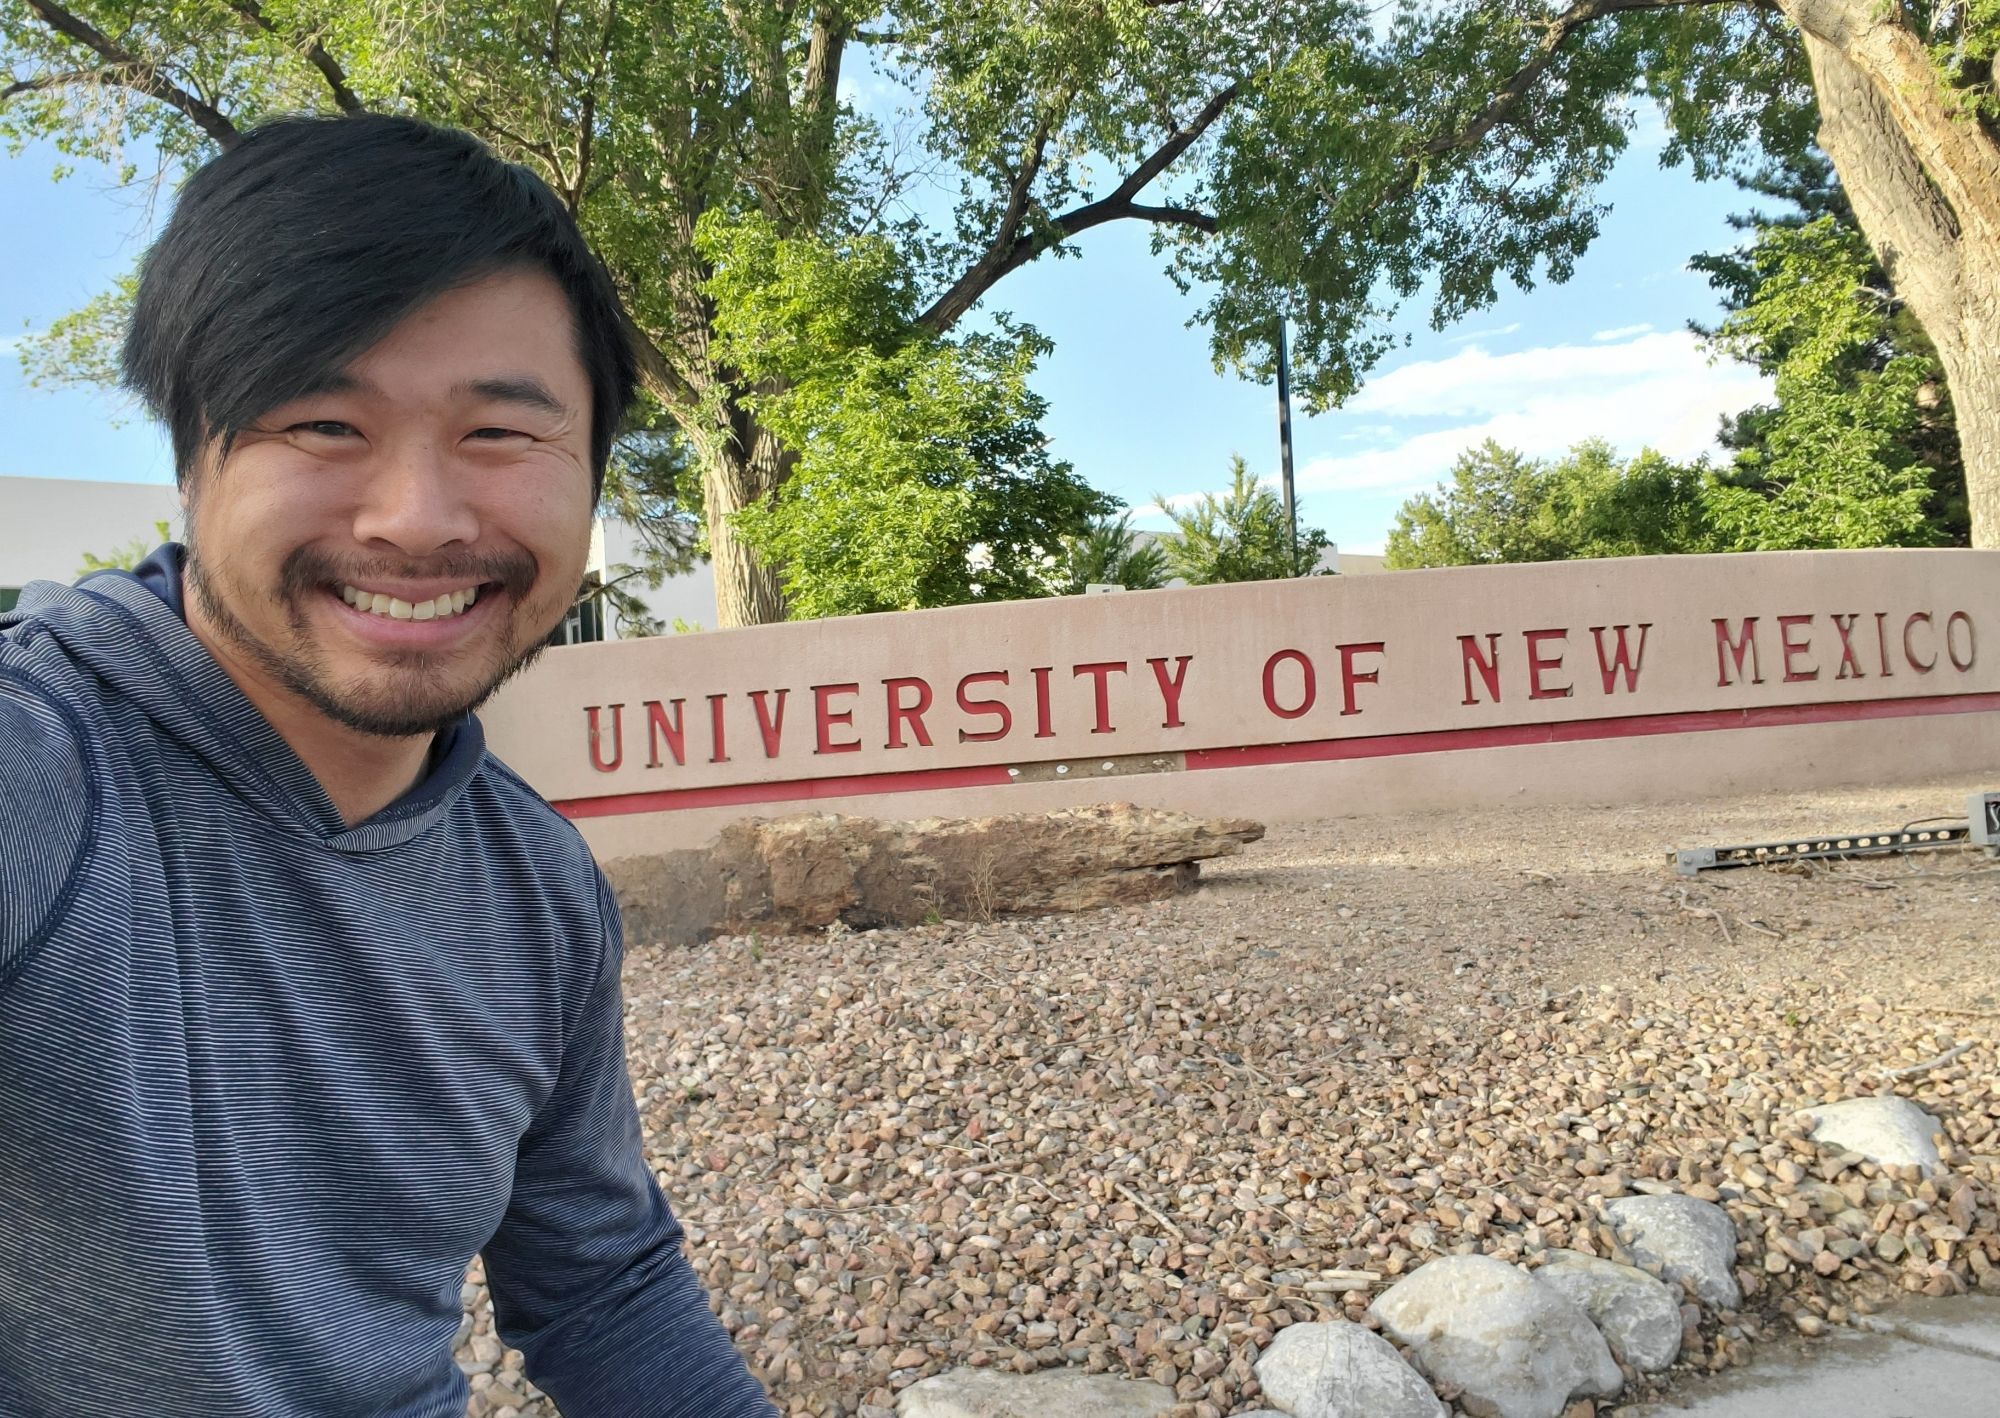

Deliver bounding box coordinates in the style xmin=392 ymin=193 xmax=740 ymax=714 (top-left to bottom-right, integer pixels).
xmin=7 ymin=0 xmax=2000 ymax=632
xmin=1692 ymin=151 xmax=1968 ymax=547
xmin=1384 ymin=439 xmax=1712 ymax=567
xmin=1155 ymin=455 xmax=1328 ymax=584
xmin=1703 ymin=216 xmax=1951 ymax=547
xmin=1051 ymin=512 xmax=1170 ymax=594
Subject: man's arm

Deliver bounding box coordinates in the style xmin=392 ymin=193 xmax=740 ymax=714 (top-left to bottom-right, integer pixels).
xmin=481 ymin=874 xmax=776 ymax=1418
xmin=0 ymin=672 xmax=92 ymax=996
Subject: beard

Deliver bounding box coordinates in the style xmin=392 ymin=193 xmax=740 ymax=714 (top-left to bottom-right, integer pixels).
xmin=184 ymin=535 xmax=557 ymax=739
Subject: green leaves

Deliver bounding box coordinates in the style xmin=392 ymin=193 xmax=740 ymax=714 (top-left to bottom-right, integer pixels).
xmin=704 ymin=211 xmax=1111 ymax=618
xmin=1703 ymin=215 xmax=1945 ymax=550
xmin=1153 ymin=454 xmax=1327 ymax=584
xmin=1051 ymin=512 xmax=1169 ymax=595
xmin=1385 ymin=439 xmax=1714 ymax=568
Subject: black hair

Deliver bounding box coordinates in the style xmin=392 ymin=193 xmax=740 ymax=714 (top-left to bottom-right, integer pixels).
xmin=123 ymin=113 xmax=636 ymax=494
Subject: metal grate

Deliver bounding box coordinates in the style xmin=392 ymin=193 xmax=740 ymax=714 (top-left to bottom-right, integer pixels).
xmin=1671 ymin=824 xmax=1973 ymax=877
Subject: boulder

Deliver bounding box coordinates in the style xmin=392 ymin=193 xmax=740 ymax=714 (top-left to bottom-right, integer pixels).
xmin=607 ymin=803 xmax=1264 ymax=943
xmin=1534 ymin=1250 xmax=1683 ymax=1372
xmin=1369 ymin=1255 xmax=1622 ymax=1418
xmin=895 ymin=1367 xmax=1176 ymax=1417
xmin=1802 ymin=1097 xmax=1943 ymax=1175
xmin=1600 ymin=1194 xmax=1742 ymax=1310
xmin=1252 ymin=1320 xmax=1448 ymax=1418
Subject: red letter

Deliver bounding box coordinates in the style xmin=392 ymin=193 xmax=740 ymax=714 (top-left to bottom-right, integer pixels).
xmin=1904 ymin=613 xmax=1936 ymax=673
xmin=1875 ymin=612 xmax=1894 ymax=677
xmin=645 ymin=698 xmax=687 ymax=768
xmin=586 ymin=703 xmax=624 ymax=773
xmin=706 ymin=693 xmax=729 ymax=763
xmin=1524 ymin=629 xmax=1572 ymax=700
xmin=956 ymin=671 xmax=1013 ymax=743
xmin=813 ymin=683 xmax=862 ymax=753
xmin=1778 ymin=614 xmax=1819 ymax=683
xmin=1459 ymin=634 xmax=1501 ymax=706
xmin=884 ymin=677 xmax=934 ymax=749
xmin=1589 ymin=624 xmax=1651 ymax=695
xmin=1031 ymin=666 xmax=1055 ymax=738
xmin=1148 ymin=655 xmax=1193 ymax=729
xmin=749 ymin=689 xmax=787 ymax=759
xmin=1947 ymin=611 xmax=1976 ymax=671
xmin=1262 ymin=649 xmax=1316 ymax=720
xmin=1073 ymin=661 xmax=1128 ymax=734
xmin=1830 ymin=614 xmax=1865 ymax=680
xmin=1714 ymin=618 xmax=1764 ymax=687
xmin=1337 ymin=642 xmax=1385 ymax=716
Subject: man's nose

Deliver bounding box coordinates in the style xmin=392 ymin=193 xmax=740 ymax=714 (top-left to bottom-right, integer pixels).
xmin=349 ymin=439 xmax=479 ymax=556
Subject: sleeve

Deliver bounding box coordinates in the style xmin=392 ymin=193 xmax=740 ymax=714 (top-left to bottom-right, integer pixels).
xmin=481 ymin=873 xmax=777 ymax=1418
xmin=0 ymin=670 xmax=93 ymax=996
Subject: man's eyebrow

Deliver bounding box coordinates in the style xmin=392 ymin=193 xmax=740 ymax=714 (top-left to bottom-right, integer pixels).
xmin=455 ymin=376 xmax=574 ymax=419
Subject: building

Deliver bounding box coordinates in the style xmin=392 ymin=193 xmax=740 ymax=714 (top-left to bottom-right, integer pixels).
xmin=0 ymin=476 xmax=184 ymax=613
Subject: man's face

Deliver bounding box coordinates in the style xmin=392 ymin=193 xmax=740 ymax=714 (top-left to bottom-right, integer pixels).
xmin=182 ymin=268 xmax=597 ymax=739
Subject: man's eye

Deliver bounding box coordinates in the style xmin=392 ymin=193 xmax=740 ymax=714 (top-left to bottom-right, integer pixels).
xmin=468 ymin=427 xmax=528 ymax=441
xmin=291 ymin=420 xmax=355 ymax=438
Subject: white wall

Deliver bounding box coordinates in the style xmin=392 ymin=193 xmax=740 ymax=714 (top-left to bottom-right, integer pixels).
xmin=599 ymin=518 xmax=718 ymax=634
xmin=0 ymin=476 xmax=183 ymax=591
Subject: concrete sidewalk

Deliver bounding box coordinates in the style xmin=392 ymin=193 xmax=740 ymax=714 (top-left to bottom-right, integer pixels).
xmin=1615 ymin=1296 xmax=2000 ymax=1417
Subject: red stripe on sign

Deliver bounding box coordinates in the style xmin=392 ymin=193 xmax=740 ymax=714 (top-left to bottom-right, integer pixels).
xmin=553 ymin=762 xmax=1017 ymax=820
xmin=1185 ymin=690 xmax=2000 ymax=771
xmin=549 ymin=690 xmax=2000 ymax=819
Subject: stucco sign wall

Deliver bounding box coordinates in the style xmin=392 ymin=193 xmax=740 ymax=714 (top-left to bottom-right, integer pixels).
xmin=481 ymin=550 xmax=2000 ymax=859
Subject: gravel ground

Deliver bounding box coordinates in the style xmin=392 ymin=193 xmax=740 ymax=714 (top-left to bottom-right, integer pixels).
xmin=458 ymin=774 xmax=2000 ymax=1417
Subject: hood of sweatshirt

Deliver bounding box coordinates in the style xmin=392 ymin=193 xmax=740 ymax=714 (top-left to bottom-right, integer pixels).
xmin=1 ymin=544 xmax=485 ymax=852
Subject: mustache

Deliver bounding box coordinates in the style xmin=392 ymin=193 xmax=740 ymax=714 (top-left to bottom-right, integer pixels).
xmin=276 ymin=545 xmax=539 ymax=602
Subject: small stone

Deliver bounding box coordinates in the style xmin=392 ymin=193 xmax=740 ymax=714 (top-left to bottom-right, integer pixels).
xmin=1252 ymin=1320 xmax=1447 ymax=1418
xmin=1794 ymin=1313 xmax=1826 ymax=1337
xmin=896 ymin=1368 xmax=1178 ymax=1417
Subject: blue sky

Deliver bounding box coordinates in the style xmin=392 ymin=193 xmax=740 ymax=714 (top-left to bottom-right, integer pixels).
xmin=1 ymin=115 xmax=1767 ymax=554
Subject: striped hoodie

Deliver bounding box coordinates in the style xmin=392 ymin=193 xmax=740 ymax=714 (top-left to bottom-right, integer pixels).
xmin=0 ymin=549 xmax=775 ymax=1417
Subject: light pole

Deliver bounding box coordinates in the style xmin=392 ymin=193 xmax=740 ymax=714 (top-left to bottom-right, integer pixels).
xmin=1275 ymin=315 xmax=1299 ymax=569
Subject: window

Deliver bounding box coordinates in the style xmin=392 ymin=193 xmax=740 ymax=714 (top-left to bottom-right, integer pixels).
xmin=547 ymin=575 xmax=605 ymax=647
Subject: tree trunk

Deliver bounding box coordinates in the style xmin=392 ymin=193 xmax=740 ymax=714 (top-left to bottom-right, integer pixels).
xmin=1786 ymin=0 xmax=2000 ymax=546
xmin=1949 ymin=289 xmax=2000 ymax=548
xmin=703 ymin=423 xmax=790 ymax=628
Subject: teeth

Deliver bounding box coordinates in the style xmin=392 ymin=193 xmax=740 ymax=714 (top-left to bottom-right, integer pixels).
xmin=340 ymin=584 xmax=481 ymax=621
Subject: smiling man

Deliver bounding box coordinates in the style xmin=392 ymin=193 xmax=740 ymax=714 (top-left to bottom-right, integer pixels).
xmin=0 ymin=116 xmax=775 ymax=1417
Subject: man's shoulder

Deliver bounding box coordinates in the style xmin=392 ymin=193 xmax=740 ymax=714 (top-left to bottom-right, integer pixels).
xmin=467 ymin=749 xmax=607 ymax=887
xmin=0 ymin=653 xmax=97 ymax=982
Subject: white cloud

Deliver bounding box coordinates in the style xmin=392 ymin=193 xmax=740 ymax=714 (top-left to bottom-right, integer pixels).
xmin=1592 ymin=322 xmax=1653 ymax=342
xmin=1446 ymin=321 xmax=1523 ymax=345
xmin=1295 ymin=330 xmax=1770 ymax=495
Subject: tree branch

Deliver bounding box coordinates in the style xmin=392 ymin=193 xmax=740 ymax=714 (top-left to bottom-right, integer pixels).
xmin=21 ymin=0 xmax=241 ymax=146
xmin=218 ymin=0 xmax=365 ymax=113
xmin=919 ymin=80 xmax=1239 ymax=332
xmin=1 ymin=66 xmax=115 ymax=101
xmin=1425 ymin=0 xmax=1755 ymax=159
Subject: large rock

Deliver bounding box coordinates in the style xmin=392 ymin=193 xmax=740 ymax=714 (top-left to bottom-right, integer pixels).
xmin=1252 ymin=1320 xmax=1448 ymax=1418
xmin=1534 ymin=1250 xmax=1683 ymax=1373
xmin=1601 ymin=1194 xmax=1741 ymax=1310
xmin=1802 ymin=1097 xmax=1943 ymax=1175
xmin=607 ymin=803 xmax=1264 ymax=944
xmin=1369 ymin=1255 xmax=1622 ymax=1418
xmin=895 ymin=1367 xmax=1176 ymax=1417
